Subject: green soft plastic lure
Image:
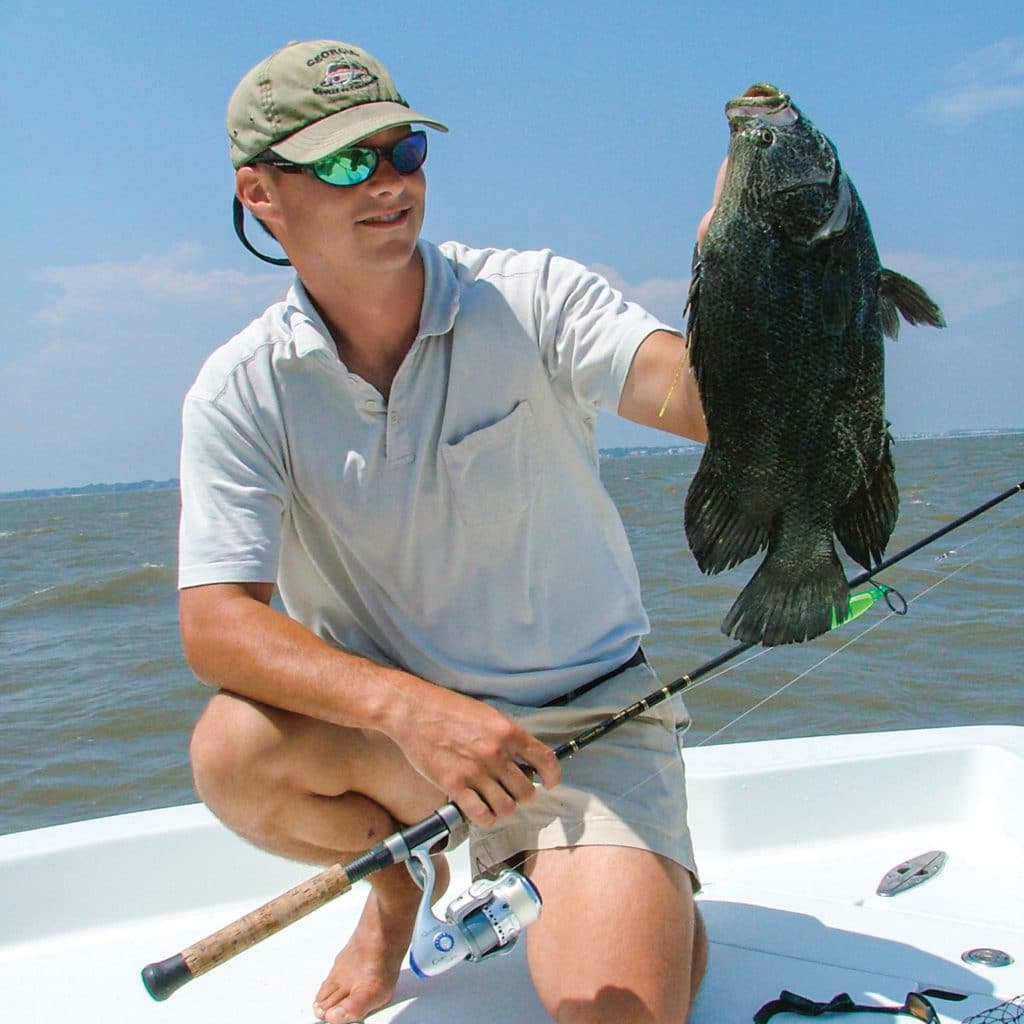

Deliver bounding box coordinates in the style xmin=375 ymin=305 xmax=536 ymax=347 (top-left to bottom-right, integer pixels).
xmin=830 ymin=583 xmax=891 ymax=630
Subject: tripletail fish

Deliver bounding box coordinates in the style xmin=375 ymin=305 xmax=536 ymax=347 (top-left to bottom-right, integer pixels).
xmin=685 ymin=84 xmax=945 ymax=646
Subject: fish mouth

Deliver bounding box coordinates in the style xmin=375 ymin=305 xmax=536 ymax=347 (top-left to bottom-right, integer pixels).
xmin=726 ymin=83 xmax=798 ymax=126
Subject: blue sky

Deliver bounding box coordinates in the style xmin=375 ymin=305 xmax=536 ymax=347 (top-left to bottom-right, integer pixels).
xmin=4 ymin=2 xmax=1022 ymax=490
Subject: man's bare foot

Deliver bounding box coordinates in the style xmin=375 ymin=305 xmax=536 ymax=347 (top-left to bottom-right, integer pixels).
xmin=313 ymin=858 xmax=450 ymax=1023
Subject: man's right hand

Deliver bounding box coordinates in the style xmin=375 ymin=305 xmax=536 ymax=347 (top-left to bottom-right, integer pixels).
xmin=383 ymin=681 xmax=561 ymax=827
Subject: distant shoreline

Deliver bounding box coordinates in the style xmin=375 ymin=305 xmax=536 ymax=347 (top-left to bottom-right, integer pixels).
xmin=3 ymin=428 xmax=1020 ymax=501
xmin=0 ymin=479 xmax=179 ymax=502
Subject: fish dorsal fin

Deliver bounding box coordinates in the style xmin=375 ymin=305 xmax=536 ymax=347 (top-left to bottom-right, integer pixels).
xmin=878 ymin=269 xmax=947 ymax=339
xmin=809 ymin=172 xmax=852 ymax=245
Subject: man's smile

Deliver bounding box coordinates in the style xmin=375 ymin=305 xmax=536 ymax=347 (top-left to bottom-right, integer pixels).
xmin=359 ymin=208 xmax=410 ymax=227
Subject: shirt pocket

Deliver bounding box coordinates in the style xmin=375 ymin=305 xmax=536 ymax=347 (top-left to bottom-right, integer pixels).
xmin=441 ymin=400 xmax=535 ymax=527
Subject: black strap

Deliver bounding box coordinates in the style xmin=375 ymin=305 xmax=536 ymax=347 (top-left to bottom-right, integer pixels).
xmin=755 ymin=992 xmax=858 ymax=1022
xmin=542 ymin=648 xmax=647 ymax=707
xmin=232 ymin=197 xmax=292 ymax=266
xmin=754 ymin=990 xmax=937 ymax=1023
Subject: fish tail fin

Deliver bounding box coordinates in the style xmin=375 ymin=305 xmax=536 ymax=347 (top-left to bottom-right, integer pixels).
xmin=835 ymin=432 xmax=899 ymax=569
xmin=878 ymin=269 xmax=946 ymax=339
xmin=722 ymin=540 xmax=848 ymax=646
xmin=685 ymin=450 xmax=770 ymax=573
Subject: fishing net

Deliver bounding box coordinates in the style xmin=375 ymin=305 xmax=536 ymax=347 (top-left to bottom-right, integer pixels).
xmin=963 ymin=995 xmax=1024 ymax=1023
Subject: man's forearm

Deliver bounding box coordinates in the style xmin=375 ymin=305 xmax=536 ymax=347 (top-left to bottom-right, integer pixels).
xmin=178 ymin=582 xmax=421 ymax=736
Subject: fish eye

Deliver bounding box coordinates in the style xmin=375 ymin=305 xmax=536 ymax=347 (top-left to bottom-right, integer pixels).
xmin=758 ymin=128 xmax=775 ymax=146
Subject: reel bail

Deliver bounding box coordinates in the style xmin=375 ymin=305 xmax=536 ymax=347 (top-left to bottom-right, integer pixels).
xmin=406 ymin=841 xmax=542 ymax=978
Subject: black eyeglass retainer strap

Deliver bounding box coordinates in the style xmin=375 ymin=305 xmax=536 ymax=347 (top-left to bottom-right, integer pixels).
xmin=754 ymin=990 xmax=937 ymax=1023
xmin=233 ymin=196 xmax=292 ymax=267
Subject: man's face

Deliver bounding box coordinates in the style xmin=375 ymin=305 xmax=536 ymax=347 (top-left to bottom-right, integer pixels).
xmin=258 ymin=125 xmax=427 ymax=275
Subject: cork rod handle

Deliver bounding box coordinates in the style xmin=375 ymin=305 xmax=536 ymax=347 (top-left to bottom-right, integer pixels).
xmin=141 ymin=862 xmax=353 ymax=1000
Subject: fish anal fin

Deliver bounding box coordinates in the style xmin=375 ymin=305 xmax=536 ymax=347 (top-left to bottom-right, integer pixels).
xmin=835 ymin=435 xmax=899 ymax=569
xmin=685 ymin=450 xmax=770 ymax=574
xmin=878 ymin=269 xmax=946 ymax=339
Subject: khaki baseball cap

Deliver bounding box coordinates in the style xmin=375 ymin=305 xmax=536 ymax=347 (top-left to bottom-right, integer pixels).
xmin=227 ymin=40 xmax=447 ymax=168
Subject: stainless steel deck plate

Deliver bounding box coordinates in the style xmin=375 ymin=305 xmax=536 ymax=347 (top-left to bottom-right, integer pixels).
xmin=876 ymin=850 xmax=948 ymax=897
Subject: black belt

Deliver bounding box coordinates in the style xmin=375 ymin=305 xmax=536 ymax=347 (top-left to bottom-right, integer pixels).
xmin=542 ymin=647 xmax=647 ymax=708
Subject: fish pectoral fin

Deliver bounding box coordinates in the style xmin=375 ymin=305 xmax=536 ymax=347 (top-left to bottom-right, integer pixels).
xmin=685 ymin=451 xmax=770 ymax=574
xmin=809 ymin=171 xmax=853 ymax=245
xmin=684 ymin=243 xmax=706 ymax=380
xmin=835 ymin=433 xmax=898 ymax=569
xmin=684 ymin=242 xmax=701 ymax=325
xmin=821 ymin=251 xmax=853 ymax=333
xmin=878 ymin=269 xmax=947 ymax=339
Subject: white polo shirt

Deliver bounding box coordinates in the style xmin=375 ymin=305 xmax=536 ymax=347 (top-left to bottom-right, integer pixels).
xmin=179 ymin=240 xmax=674 ymax=704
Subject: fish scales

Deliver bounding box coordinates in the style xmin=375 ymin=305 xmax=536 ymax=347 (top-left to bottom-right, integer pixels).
xmin=685 ymin=84 xmax=944 ymax=646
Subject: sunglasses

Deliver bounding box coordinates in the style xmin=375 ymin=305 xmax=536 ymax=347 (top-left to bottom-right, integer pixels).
xmin=253 ymin=130 xmax=428 ymax=187
xmin=755 ymin=989 xmax=940 ymax=1023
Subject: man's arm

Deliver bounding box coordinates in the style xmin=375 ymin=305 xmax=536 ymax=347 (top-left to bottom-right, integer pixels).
xmin=179 ymin=582 xmax=560 ymax=825
xmin=617 ymin=330 xmax=707 ymax=443
xmin=616 ymin=158 xmax=728 ymax=444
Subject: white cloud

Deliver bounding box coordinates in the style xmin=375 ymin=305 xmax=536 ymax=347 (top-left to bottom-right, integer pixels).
xmin=921 ymin=36 xmax=1024 ymax=124
xmin=3 ymin=246 xmax=290 ymax=490
xmin=588 ymin=263 xmax=690 ymax=328
xmin=880 ymin=250 xmax=1024 ymax=321
xmin=30 ymin=243 xmax=284 ymax=327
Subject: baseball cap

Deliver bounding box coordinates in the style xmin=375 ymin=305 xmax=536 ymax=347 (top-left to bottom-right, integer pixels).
xmin=227 ymin=40 xmax=447 ymax=168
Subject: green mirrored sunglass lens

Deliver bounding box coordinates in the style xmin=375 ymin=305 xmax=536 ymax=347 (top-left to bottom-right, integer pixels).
xmin=315 ymin=150 xmax=376 ymax=185
xmin=310 ymin=132 xmax=427 ymax=186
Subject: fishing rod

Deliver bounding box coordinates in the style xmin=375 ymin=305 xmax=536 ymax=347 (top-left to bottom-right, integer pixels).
xmin=141 ymin=478 xmax=1023 ymax=1001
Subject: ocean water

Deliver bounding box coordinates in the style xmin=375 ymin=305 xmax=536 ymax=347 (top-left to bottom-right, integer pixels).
xmin=1 ymin=433 xmax=1021 ymax=836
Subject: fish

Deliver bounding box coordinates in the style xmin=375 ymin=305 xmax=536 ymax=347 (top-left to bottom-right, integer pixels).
xmin=684 ymin=83 xmax=945 ymax=646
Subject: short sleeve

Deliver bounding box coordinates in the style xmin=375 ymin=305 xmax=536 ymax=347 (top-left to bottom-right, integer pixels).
xmin=177 ymin=392 xmax=288 ymax=589
xmin=535 ymin=254 xmax=679 ymax=413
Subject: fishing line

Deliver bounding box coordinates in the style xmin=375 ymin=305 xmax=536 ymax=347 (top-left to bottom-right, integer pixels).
xmin=695 ymin=624 xmax=885 ymax=748
xmin=919 ymin=505 xmax=1022 ymax=569
xmin=690 ymin=503 xmax=1022 ymax=740
xmin=579 ymin=503 xmax=1023 ymax=804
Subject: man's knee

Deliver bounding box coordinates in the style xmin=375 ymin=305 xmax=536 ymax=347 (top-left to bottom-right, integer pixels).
xmin=189 ymin=693 xmax=287 ymax=818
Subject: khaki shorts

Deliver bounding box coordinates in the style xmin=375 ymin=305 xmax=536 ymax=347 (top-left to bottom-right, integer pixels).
xmin=469 ymin=659 xmax=699 ymax=887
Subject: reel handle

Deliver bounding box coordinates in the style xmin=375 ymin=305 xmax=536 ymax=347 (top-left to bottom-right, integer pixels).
xmin=141 ymin=863 xmax=353 ymax=1000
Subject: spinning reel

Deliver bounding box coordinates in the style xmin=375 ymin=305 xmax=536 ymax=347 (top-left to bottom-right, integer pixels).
xmin=406 ymin=837 xmax=542 ymax=978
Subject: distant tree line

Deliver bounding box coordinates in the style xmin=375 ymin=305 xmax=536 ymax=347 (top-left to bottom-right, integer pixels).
xmin=0 ymin=479 xmax=179 ymax=501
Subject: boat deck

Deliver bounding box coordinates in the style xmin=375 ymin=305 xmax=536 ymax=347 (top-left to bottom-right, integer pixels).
xmin=2 ymin=726 xmax=1021 ymax=1022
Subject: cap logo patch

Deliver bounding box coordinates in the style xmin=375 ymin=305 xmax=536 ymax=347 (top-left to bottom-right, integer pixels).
xmin=306 ymin=48 xmax=377 ymax=97
xmin=320 ymin=60 xmax=375 ymax=89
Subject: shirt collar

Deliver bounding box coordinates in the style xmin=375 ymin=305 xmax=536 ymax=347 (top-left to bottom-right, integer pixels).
xmin=416 ymin=238 xmax=460 ymax=339
xmin=280 ymin=239 xmax=460 ymax=359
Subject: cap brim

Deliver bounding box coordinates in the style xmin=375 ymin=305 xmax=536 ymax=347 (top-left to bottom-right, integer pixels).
xmin=271 ymin=101 xmax=447 ymax=162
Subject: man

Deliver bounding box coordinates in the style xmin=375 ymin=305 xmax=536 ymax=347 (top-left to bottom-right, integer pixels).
xmin=180 ymin=39 xmax=713 ymax=1024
